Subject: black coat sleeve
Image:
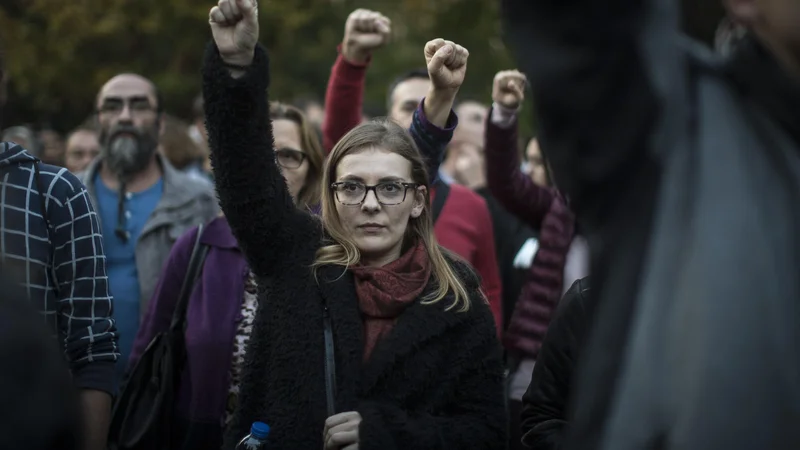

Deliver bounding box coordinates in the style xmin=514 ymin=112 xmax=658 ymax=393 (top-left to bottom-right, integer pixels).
xmin=202 ymin=42 xmax=318 ymax=278
xmin=500 ymin=0 xmax=683 ymax=230
xmin=519 ymin=277 xmax=590 ymax=450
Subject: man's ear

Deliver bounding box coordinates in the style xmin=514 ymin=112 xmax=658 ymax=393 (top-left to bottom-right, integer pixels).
xmin=158 ymin=114 xmax=165 ymax=137
xmin=723 ymin=0 xmax=760 ymax=28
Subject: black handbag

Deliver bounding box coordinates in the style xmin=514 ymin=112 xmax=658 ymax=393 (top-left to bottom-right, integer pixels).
xmin=108 ymin=225 xmax=210 ymax=450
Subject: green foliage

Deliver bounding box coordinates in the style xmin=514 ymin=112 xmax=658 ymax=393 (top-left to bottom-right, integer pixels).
xmin=1 ymin=0 xmax=721 ymax=137
xmin=1 ymin=0 xmax=526 ymax=135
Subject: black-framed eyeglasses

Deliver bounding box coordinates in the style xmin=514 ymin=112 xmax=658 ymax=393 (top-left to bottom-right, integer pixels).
xmin=275 ymin=148 xmax=307 ymax=169
xmin=330 ymin=181 xmax=419 ymax=206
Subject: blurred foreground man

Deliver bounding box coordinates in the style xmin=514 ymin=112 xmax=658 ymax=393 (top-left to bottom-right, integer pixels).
xmin=0 ymin=49 xmax=118 ymax=450
xmin=503 ymin=0 xmax=800 ymax=449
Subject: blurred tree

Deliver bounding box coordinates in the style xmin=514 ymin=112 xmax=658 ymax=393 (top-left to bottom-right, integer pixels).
xmin=1 ymin=0 xmax=721 ymax=138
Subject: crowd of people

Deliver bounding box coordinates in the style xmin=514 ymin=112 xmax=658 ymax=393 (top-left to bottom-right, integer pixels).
xmin=0 ymin=0 xmax=798 ymax=449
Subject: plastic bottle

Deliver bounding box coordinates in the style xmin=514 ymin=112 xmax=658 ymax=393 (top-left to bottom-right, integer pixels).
xmin=235 ymin=422 xmax=271 ymax=450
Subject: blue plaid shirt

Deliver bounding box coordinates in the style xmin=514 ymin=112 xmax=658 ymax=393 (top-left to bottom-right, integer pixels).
xmin=0 ymin=142 xmax=118 ymax=394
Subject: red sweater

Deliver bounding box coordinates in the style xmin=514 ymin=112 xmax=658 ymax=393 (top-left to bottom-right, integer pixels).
xmin=322 ymin=51 xmax=504 ymax=334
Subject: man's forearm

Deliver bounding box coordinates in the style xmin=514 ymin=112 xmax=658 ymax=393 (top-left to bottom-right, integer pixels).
xmin=423 ymin=87 xmax=457 ymax=128
xmin=80 ymin=389 xmax=112 ymax=450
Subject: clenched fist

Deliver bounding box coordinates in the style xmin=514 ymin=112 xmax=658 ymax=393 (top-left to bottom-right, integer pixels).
xmin=425 ymin=39 xmax=469 ymax=93
xmin=342 ymin=9 xmax=391 ymax=64
xmin=492 ymin=70 xmax=527 ymax=110
xmin=209 ymin=0 xmax=259 ymax=66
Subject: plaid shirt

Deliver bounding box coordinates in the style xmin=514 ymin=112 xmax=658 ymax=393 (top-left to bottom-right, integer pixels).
xmin=0 ymin=143 xmax=118 ymax=394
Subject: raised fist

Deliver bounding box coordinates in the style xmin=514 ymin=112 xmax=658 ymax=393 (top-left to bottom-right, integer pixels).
xmin=343 ymin=9 xmax=391 ymax=64
xmin=425 ymin=39 xmax=469 ymax=93
xmin=209 ymin=0 xmax=259 ymax=66
xmin=492 ymin=70 xmax=527 ymax=110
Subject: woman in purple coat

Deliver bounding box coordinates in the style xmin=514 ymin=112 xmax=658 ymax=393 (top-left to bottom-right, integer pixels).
xmin=127 ymin=102 xmax=325 ymax=450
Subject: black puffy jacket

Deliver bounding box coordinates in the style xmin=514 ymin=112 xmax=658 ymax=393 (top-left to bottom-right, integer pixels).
xmin=519 ymin=277 xmax=590 ymax=450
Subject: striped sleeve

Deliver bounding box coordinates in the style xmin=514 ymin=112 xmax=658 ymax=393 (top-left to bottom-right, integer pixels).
xmin=46 ymin=168 xmax=118 ymax=394
xmin=409 ymin=99 xmax=458 ymax=185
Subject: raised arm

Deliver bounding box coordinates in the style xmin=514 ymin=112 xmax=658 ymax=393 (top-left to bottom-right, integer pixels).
xmin=204 ymin=0 xmax=315 ymax=277
xmin=322 ymin=9 xmax=388 ymax=153
xmin=322 ymin=12 xmax=462 ymax=183
xmin=501 ymin=0 xmax=681 ymax=226
xmin=485 ymin=70 xmax=555 ymax=229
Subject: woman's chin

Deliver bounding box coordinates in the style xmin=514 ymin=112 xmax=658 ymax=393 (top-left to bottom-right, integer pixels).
xmin=355 ymin=236 xmax=395 ymax=259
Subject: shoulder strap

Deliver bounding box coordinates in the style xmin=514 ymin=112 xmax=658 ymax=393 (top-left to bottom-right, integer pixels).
xmin=323 ymin=304 xmax=337 ymax=417
xmin=169 ymin=225 xmax=210 ymax=332
xmin=431 ymin=179 xmax=450 ymax=224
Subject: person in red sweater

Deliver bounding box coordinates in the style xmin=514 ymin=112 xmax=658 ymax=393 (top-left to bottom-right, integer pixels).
xmin=321 ymin=8 xmax=504 ymax=334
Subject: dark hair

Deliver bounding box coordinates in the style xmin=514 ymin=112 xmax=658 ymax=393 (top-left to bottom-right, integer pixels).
xmin=523 ymin=136 xmax=554 ymax=187
xmin=386 ymin=68 xmax=429 ymax=112
xmin=0 ymin=269 xmax=82 ymax=450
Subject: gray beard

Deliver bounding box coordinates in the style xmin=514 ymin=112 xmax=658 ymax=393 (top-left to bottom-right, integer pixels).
xmin=103 ymin=135 xmax=157 ymax=180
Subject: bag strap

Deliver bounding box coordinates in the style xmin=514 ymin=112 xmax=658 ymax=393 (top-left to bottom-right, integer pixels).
xmin=431 ymin=179 xmax=450 ymax=224
xmin=323 ymin=304 xmax=336 ymax=417
xmin=169 ymin=224 xmax=210 ymax=333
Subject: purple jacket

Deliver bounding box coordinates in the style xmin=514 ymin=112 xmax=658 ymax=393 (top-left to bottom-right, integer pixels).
xmin=129 ymin=215 xmax=247 ymax=427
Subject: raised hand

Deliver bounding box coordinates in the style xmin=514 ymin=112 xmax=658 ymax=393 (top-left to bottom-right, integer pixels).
xmin=492 ymin=70 xmax=527 ymax=110
xmin=342 ymin=9 xmax=392 ymax=64
xmin=425 ymin=39 xmax=469 ymax=93
xmin=209 ymin=0 xmax=259 ymax=66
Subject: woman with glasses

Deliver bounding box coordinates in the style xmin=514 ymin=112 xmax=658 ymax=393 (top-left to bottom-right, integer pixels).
xmin=204 ymin=1 xmax=506 ymax=449
xmin=127 ymin=102 xmax=325 ymax=450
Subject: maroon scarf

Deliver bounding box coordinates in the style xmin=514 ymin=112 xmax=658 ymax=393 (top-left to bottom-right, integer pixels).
xmin=350 ymin=242 xmax=432 ymax=361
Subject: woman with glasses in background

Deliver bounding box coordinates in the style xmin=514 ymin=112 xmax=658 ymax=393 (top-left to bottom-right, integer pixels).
xmin=127 ymin=101 xmax=324 ymax=450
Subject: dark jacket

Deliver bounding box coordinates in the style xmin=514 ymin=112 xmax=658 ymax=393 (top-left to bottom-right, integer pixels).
xmin=474 ymin=187 xmax=538 ymax=331
xmin=203 ymin=43 xmax=508 ymax=450
xmin=503 ymin=0 xmax=800 ymax=448
xmin=0 ymin=143 xmax=118 ymax=394
xmin=520 ymin=277 xmax=590 ymax=450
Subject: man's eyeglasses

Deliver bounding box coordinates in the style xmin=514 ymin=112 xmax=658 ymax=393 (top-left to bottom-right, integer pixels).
xmin=97 ymin=97 xmax=157 ymax=118
xmin=330 ymin=181 xmax=419 ymax=206
xmin=275 ymin=148 xmax=307 ymax=169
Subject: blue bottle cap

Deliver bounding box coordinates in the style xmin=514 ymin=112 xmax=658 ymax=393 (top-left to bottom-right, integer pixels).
xmin=251 ymin=421 xmax=271 ymax=439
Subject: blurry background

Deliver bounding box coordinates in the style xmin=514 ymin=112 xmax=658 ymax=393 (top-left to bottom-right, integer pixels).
xmin=0 ymin=0 xmax=724 ymax=135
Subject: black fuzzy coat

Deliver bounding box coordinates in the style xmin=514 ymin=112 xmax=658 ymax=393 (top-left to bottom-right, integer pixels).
xmin=202 ymin=43 xmax=508 ymax=450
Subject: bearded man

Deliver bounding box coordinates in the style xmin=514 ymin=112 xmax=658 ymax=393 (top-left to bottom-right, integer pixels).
xmin=79 ymin=73 xmax=218 ymax=384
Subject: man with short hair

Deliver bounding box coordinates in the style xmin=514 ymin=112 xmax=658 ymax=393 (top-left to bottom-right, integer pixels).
xmin=504 ymin=0 xmax=800 ymax=448
xmin=0 ymin=48 xmax=118 ymax=450
xmin=79 ymin=73 xmax=219 ymax=382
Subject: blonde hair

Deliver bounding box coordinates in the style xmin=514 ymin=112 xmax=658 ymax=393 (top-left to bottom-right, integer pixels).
xmin=312 ymin=120 xmax=471 ymax=312
xmin=270 ymin=102 xmax=325 ymax=209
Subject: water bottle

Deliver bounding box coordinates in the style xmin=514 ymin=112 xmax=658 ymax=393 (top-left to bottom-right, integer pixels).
xmin=235 ymin=422 xmax=271 ymax=450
